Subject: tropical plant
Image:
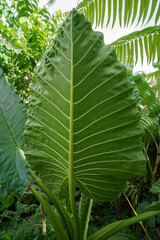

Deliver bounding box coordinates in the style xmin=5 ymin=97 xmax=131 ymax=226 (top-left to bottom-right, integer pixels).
xmin=48 ymin=0 xmax=160 ymax=28
xmin=1 ymin=9 xmax=160 ymax=240
xmin=128 ymin=72 xmax=160 ymax=215
xmin=110 ymin=26 xmax=160 ymax=66
xmin=46 ymin=0 xmax=160 ymax=68
xmin=77 ymin=0 xmax=160 ymax=28
xmin=145 ymin=68 xmax=160 ymax=86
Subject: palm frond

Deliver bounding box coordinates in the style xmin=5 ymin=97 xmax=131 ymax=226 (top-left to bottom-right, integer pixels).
xmin=110 ymin=26 xmax=160 ymax=66
xmin=148 ymin=97 xmax=160 ymax=117
xmin=145 ymin=69 xmax=160 ymax=85
xmin=77 ymin=0 xmax=160 ymax=28
xmin=140 ymin=115 xmax=159 ymax=140
xmin=132 ymin=74 xmax=157 ymax=107
xmin=131 ymin=72 xmax=160 ymax=142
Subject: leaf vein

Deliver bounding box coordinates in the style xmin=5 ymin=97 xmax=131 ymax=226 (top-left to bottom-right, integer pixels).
xmin=74 ymin=102 xmax=135 ymax=135
xmin=45 ymin=54 xmax=70 ymax=83
xmin=74 ymin=69 xmax=124 ymax=104
xmin=35 ymin=71 xmax=70 ymax=103
xmin=75 ymin=146 xmax=140 ymax=163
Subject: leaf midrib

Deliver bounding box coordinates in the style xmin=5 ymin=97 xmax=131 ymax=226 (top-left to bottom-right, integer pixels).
xmin=0 ymin=104 xmax=19 ymax=149
xmin=69 ymin=12 xmax=74 ymax=195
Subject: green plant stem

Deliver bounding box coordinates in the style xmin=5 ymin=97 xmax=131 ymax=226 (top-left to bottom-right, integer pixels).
xmin=82 ymin=199 xmax=93 ymax=240
xmin=79 ymin=194 xmax=93 ymax=240
xmin=30 ymin=186 xmax=68 ymax=240
xmin=143 ymin=148 xmax=156 ymax=183
xmin=123 ymin=192 xmax=151 ymax=240
xmin=30 ymin=169 xmax=74 ymax=239
xmin=0 ymin=215 xmax=13 ymax=220
xmin=21 ymin=151 xmax=74 ymax=238
xmin=143 ymin=149 xmax=160 ymax=201
xmin=20 ymin=151 xmax=74 ymax=239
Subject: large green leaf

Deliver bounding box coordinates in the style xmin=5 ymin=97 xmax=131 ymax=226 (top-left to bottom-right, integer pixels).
xmin=0 ymin=68 xmax=29 ymax=192
xmin=24 ymin=9 xmax=146 ymax=204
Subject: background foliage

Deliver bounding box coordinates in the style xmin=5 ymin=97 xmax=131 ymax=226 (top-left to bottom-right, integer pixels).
xmin=0 ymin=0 xmax=68 ymax=99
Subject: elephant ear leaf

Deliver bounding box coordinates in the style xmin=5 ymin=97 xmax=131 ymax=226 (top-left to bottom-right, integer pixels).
xmin=0 ymin=68 xmax=30 ymax=192
xmin=24 ymin=9 xmax=146 ymax=203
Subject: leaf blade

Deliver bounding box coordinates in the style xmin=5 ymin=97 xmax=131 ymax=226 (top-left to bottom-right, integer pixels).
xmin=88 ymin=210 xmax=160 ymax=240
xmin=25 ymin=10 xmax=146 ymax=204
xmin=0 ymin=69 xmax=29 ymax=192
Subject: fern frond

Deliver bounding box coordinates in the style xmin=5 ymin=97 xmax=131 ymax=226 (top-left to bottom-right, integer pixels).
xmin=110 ymin=26 xmax=160 ymax=66
xmin=77 ymin=0 xmax=160 ymax=28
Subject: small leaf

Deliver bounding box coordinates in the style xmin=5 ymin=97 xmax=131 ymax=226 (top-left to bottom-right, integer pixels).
xmin=95 ymin=0 xmax=98 ymax=28
xmin=127 ymin=0 xmax=133 ymax=26
xmin=124 ymin=0 xmax=129 ymax=27
xmin=137 ymin=0 xmax=144 ymax=25
xmin=0 ymin=194 xmax=14 ymax=212
xmin=150 ymin=178 xmax=160 ymax=194
xmin=123 ymin=43 xmax=126 ymax=64
xmin=112 ymin=0 xmax=117 ymax=28
xmin=146 ymin=201 xmax=160 ymax=211
xmin=118 ymin=0 xmax=123 ymax=27
xmin=90 ymin=1 xmax=94 ymax=25
xmin=106 ymin=0 xmax=111 ymax=27
xmin=147 ymin=0 xmax=157 ymax=24
xmin=148 ymin=34 xmax=153 ymax=63
xmin=101 ymin=0 xmax=106 ymax=27
xmin=131 ymin=0 xmax=138 ymax=25
xmin=142 ymin=0 xmax=150 ymax=24
xmin=155 ymin=3 xmax=160 ymax=25
xmin=152 ymin=32 xmax=157 ymax=62
xmin=144 ymin=35 xmax=149 ymax=64
xmin=139 ymin=37 xmax=143 ymax=64
xmin=127 ymin=42 xmax=130 ymax=65
xmin=47 ymin=0 xmax=56 ymax=7
xmin=119 ymin=44 xmax=123 ymax=63
xmin=134 ymin=38 xmax=138 ymax=65
xmin=98 ymin=0 xmax=102 ymax=26
xmin=137 ymin=201 xmax=149 ymax=214
xmin=130 ymin=40 xmax=134 ymax=66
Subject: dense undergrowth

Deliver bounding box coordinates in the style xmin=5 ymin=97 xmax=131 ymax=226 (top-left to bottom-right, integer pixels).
xmin=1 ymin=175 xmax=160 ymax=240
